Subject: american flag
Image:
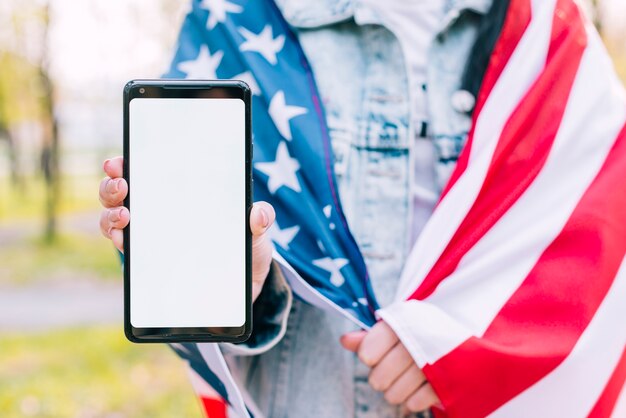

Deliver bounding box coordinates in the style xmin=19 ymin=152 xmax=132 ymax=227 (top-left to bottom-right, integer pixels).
xmin=164 ymin=0 xmax=626 ymax=416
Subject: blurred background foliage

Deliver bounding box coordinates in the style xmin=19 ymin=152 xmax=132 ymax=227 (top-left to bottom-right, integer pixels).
xmin=0 ymin=0 xmax=624 ymax=417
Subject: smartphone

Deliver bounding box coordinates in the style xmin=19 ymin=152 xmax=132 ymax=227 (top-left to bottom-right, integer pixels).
xmin=123 ymin=80 xmax=252 ymax=343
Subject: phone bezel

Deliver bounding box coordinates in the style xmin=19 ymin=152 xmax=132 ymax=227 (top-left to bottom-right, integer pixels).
xmin=123 ymin=79 xmax=253 ymax=343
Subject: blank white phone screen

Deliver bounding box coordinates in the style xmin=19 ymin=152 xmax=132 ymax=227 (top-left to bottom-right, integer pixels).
xmin=129 ymin=98 xmax=245 ymax=328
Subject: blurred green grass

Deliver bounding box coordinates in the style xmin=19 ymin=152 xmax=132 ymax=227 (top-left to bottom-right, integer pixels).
xmin=0 ymin=232 xmax=121 ymax=284
xmin=0 ymin=326 xmax=202 ymax=418
xmin=0 ymin=174 xmax=101 ymax=221
xmin=0 ymin=173 xmax=121 ymax=284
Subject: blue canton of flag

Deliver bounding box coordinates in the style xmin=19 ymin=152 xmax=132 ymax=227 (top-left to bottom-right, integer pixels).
xmin=163 ymin=0 xmax=378 ymax=324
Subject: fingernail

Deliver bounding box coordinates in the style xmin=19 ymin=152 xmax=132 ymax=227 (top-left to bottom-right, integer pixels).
xmin=259 ymin=207 xmax=269 ymax=227
xmin=103 ymin=159 xmax=110 ymax=171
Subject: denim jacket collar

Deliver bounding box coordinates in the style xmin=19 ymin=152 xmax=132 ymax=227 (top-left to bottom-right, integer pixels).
xmin=276 ymin=0 xmax=494 ymax=29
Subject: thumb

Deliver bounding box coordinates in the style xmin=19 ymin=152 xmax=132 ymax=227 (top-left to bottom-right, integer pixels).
xmin=340 ymin=330 xmax=367 ymax=353
xmin=250 ymin=201 xmax=275 ymax=236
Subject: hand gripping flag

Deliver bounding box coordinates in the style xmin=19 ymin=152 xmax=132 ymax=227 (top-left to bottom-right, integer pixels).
xmin=164 ymin=0 xmax=626 ymax=416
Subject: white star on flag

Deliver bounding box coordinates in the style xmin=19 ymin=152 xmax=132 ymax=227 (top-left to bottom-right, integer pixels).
xmin=238 ymin=24 xmax=285 ymax=65
xmin=232 ymin=71 xmax=261 ymax=96
xmin=200 ymin=0 xmax=243 ymax=30
xmin=312 ymin=257 xmax=349 ymax=287
xmin=255 ymin=142 xmax=301 ymax=194
xmin=177 ymin=45 xmax=223 ymax=79
xmin=267 ymin=222 xmax=300 ymax=250
xmin=269 ymin=91 xmax=307 ymax=141
xmin=323 ymin=204 xmax=336 ymax=230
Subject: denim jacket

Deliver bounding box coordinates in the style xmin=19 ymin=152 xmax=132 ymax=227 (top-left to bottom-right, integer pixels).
xmin=223 ymin=1 xmax=493 ymax=417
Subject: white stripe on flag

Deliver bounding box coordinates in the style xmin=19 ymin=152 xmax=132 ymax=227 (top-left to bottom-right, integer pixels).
xmin=273 ymin=251 xmax=370 ymax=330
xmin=395 ymin=0 xmax=557 ymax=300
xmin=197 ymin=343 xmax=253 ymax=418
xmin=424 ymin=27 xmax=626 ymax=337
xmin=377 ymin=300 xmax=472 ymax=367
xmin=188 ymin=367 xmax=221 ymax=398
xmin=489 ymin=255 xmax=626 ymax=417
xmin=466 ymin=0 xmax=545 ymax=166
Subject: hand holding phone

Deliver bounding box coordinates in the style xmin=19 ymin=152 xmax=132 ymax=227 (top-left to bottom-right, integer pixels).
xmin=98 ymin=159 xmax=276 ymax=302
xmin=120 ymin=80 xmax=256 ymax=343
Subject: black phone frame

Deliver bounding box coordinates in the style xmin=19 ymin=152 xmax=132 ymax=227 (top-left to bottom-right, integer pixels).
xmin=123 ymin=79 xmax=253 ymax=343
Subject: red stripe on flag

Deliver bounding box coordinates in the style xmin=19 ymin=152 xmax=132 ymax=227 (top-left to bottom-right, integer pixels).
xmin=200 ymin=396 xmax=228 ymax=418
xmin=422 ymin=119 xmax=626 ymax=417
xmin=439 ymin=0 xmax=531 ymax=201
xmin=588 ymin=346 xmax=626 ymax=418
xmin=411 ymin=0 xmax=587 ymax=301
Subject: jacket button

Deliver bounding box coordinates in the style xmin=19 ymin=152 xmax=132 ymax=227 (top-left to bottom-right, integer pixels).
xmin=451 ymin=89 xmax=476 ymax=114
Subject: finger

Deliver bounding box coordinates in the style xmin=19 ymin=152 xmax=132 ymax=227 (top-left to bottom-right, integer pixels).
xmin=340 ymin=330 xmax=367 ymax=352
xmin=250 ymin=202 xmax=276 ymax=301
xmin=405 ymin=383 xmax=439 ymax=413
xmin=108 ymin=207 xmax=130 ymax=230
xmin=100 ymin=207 xmax=129 ymax=237
xmin=110 ymin=228 xmax=124 ymax=252
xmin=250 ymin=201 xmax=275 ymax=236
xmin=103 ymin=156 xmax=124 ymax=179
xmin=358 ymin=321 xmax=399 ymax=367
xmin=99 ymin=177 xmax=128 ymax=208
xmin=383 ymin=364 xmax=427 ymax=405
xmin=368 ymin=343 xmax=414 ymax=392
xmin=100 ymin=210 xmax=111 ymax=238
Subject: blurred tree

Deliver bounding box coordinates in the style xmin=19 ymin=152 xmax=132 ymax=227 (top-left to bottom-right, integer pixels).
xmin=0 ymin=51 xmax=42 ymax=196
xmin=0 ymin=81 xmax=21 ymax=189
xmin=0 ymin=124 xmax=20 ymax=189
xmin=0 ymin=0 xmax=60 ymax=241
xmin=39 ymin=2 xmax=60 ymax=243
